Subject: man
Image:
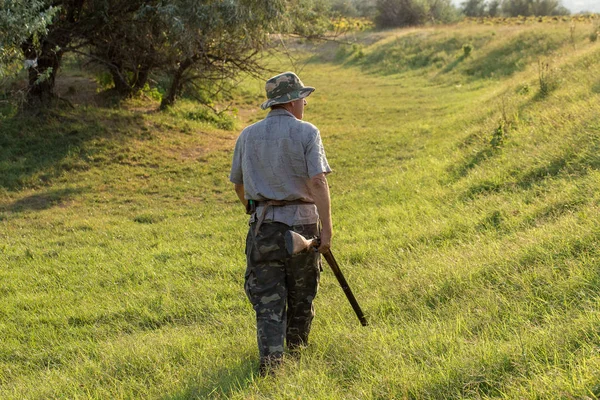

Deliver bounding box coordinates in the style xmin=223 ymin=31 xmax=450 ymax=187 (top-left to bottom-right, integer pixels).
xmin=229 ymin=71 xmax=333 ymax=375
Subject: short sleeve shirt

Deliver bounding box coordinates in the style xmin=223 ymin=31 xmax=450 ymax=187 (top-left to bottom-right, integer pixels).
xmin=229 ymin=109 xmax=332 ymax=226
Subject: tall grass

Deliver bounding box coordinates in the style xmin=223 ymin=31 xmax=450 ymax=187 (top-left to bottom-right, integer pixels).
xmin=1 ymin=19 xmax=600 ymax=398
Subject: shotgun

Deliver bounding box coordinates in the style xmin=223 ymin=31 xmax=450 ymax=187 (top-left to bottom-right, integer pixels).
xmin=284 ymin=230 xmax=368 ymax=326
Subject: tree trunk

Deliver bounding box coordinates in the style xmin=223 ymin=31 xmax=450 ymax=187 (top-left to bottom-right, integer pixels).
xmin=109 ymin=66 xmax=133 ymax=96
xmin=160 ymin=59 xmax=194 ymax=110
xmin=133 ymin=64 xmax=152 ymax=92
xmin=22 ymin=38 xmax=64 ymax=107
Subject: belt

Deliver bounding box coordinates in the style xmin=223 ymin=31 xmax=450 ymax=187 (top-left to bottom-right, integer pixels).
xmin=252 ymin=199 xmax=314 ymax=235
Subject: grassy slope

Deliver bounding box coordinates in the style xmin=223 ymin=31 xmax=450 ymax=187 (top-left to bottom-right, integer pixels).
xmin=1 ymin=19 xmax=600 ymax=398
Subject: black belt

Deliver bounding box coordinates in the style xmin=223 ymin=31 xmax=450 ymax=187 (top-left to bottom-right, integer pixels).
xmin=254 ymin=199 xmax=312 ymax=207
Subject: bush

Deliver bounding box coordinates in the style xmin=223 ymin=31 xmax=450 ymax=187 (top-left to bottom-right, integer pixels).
xmin=463 ymin=43 xmax=474 ymax=57
xmin=375 ymin=0 xmax=426 ymax=27
xmin=537 ymin=60 xmax=561 ymax=98
xmin=375 ymin=0 xmax=457 ymax=28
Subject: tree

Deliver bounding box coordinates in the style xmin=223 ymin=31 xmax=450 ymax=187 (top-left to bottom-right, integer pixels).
xmin=502 ymin=0 xmax=533 ymax=15
xmin=530 ymin=0 xmax=569 ymax=15
xmin=0 ymin=0 xmax=58 ymax=98
xmin=427 ymin=0 xmax=458 ymax=23
xmin=488 ymin=0 xmax=501 ymax=16
xmin=326 ymin=0 xmax=377 ymax=17
xmin=375 ymin=0 xmax=457 ymax=28
xmin=157 ymin=0 xmax=285 ymax=109
xmin=375 ymin=0 xmax=428 ymax=27
xmin=500 ymin=0 xmax=569 ymax=16
xmin=461 ymin=0 xmax=487 ymax=16
xmin=2 ymin=0 xmax=331 ymax=109
xmin=83 ymin=1 xmax=174 ymax=96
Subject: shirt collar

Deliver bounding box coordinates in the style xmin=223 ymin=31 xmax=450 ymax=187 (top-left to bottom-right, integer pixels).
xmin=266 ymin=108 xmax=295 ymax=119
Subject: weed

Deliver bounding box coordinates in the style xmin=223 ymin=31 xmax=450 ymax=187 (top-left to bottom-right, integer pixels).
xmin=537 ymin=60 xmax=561 ymax=98
xmin=570 ymin=22 xmax=577 ymax=48
xmin=463 ymin=43 xmax=474 ymax=57
xmin=490 ymin=123 xmax=506 ymax=148
xmin=352 ymin=43 xmax=365 ymax=60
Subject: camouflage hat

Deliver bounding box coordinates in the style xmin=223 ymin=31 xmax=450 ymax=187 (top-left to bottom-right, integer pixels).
xmin=260 ymin=72 xmax=315 ymax=110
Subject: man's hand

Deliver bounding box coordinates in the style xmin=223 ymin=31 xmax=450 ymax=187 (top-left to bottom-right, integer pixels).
xmin=317 ymin=227 xmax=332 ymax=254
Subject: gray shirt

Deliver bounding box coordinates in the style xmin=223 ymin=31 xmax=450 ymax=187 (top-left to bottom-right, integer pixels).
xmin=229 ymin=109 xmax=332 ymax=226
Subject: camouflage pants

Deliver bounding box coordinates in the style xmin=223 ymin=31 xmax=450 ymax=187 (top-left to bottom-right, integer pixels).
xmin=245 ymin=221 xmax=320 ymax=364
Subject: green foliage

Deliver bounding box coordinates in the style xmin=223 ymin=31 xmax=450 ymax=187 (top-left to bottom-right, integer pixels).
xmin=501 ymin=0 xmax=570 ymax=17
xmin=375 ymin=0 xmax=459 ymax=28
xmin=461 ymin=0 xmax=487 ymax=16
xmin=141 ymin=83 xmax=162 ymax=102
xmin=460 ymin=0 xmax=570 ymax=17
xmin=94 ymin=71 xmax=114 ymax=90
xmin=325 ymin=0 xmax=377 ymax=17
xmin=0 ymin=0 xmax=58 ymax=77
xmin=1 ymin=0 xmax=332 ymax=108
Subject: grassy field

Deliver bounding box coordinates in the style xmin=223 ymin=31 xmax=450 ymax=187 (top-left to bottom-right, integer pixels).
xmin=1 ymin=19 xmax=600 ymax=399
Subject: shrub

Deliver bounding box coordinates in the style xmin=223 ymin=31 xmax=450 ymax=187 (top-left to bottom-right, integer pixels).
xmin=490 ymin=124 xmax=505 ymax=148
xmin=537 ymin=60 xmax=561 ymax=98
xmin=352 ymin=43 xmax=366 ymax=59
xmin=463 ymin=43 xmax=474 ymax=57
xmin=375 ymin=0 xmax=457 ymax=28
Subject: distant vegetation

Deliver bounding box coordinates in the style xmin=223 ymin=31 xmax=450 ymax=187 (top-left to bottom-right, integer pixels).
xmin=461 ymin=0 xmax=570 ymax=17
xmin=0 ymin=0 xmax=331 ymax=109
xmin=323 ymin=0 xmax=572 ymax=28
xmin=0 ymin=0 xmax=589 ymax=117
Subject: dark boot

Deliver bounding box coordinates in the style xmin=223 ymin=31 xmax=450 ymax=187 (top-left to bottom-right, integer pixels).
xmin=258 ymin=355 xmax=283 ymax=377
xmin=286 ymin=336 xmax=308 ymax=359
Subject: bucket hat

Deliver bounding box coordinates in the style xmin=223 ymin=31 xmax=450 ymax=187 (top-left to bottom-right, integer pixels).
xmin=260 ymin=71 xmax=315 ymax=110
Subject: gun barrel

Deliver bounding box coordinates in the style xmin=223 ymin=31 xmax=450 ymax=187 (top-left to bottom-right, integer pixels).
xmin=322 ymin=250 xmax=368 ymax=327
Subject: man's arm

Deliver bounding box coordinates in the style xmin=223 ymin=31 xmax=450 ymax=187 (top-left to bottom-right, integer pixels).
xmin=308 ymin=173 xmax=333 ymax=254
xmin=234 ymin=183 xmax=247 ymax=209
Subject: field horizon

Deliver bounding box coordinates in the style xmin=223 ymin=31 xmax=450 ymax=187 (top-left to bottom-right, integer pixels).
xmin=2 ymin=19 xmax=600 ymax=399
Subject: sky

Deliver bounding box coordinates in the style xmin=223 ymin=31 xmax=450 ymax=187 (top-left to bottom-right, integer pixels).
xmin=560 ymin=0 xmax=600 ymax=13
xmin=449 ymin=0 xmax=600 ymax=13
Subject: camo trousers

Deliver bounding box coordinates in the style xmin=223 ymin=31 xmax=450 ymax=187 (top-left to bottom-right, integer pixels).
xmin=244 ymin=221 xmax=320 ymax=364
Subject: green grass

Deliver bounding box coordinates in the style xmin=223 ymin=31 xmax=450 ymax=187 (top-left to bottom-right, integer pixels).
xmin=1 ymin=19 xmax=600 ymax=398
